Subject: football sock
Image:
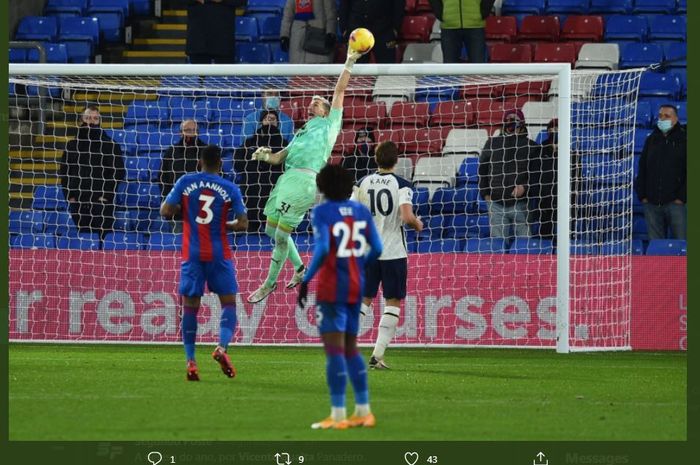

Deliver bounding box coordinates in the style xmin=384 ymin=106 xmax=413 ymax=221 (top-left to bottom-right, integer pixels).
xmin=325 ymin=345 xmax=347 ymax=414
xmin=182 ymin=305 xmax=198 ymax=361
xmin=331 ymin=407 xmax=347 ymax=422
xmin=345 ymin=349 xmax=369 ymax=406
xmin=287 ymin=236 xmax=303 ymax=270
xmin=360 ymin=303 xmax=371 ymax=317
xmin=372 ymin=306 xmax=400 ymax=359
xmin=218 ymin=305 xmax=237 ymax=349
xmin=264 ymin=228 xmax=290 ymax=287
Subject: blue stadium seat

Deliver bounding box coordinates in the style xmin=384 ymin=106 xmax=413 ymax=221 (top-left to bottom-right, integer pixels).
xmin=119 ymin=183 xmax=161 ymax=208
xmin=635 ymin=101 xmax=652 ymax=127
xmin=236 ymin=16 xmax=259 ymax=42
xmin=236 ymin=43 xmax=272 ymax=63
xmin=502 ymin=0 xmax=546 ymax=15
xmin=646 ymin=239 xmax=686 ymax=256
xmin=632 ymin=215 xmax=647 ymax=240
xmin=422 ymin=215 xmax=445 ymax=239
xmin=130 ymin=0 xmax=150 ymax=16
xmin=26 ymin=43 xmax=69 ymax=63
xmin=589 ymin=0 xmax=633 ymax=14
xmin=663 ymin=42 xmax=686 ymax=69
xmin=413 ymin=187 xmax=430 ymax=217
xmin=11 ymin=234 xmax=57 ymax=249
xmin=45 ymin=0 xmax=88 ymax=16
xmin=456 ymin=157 xmax=479 ymax=187
xmin=160 ymin=96 xmax=211 ymax=123
xmin=464 ymin=237 xmax=506 ymax=253
xmin=292 ymin=233 xmax=314 ymax=253
xmin=127 ymin=209 xmax=165 ymax=232
xmin=137 ymin=132 xmax=179 ymax=154
xmin=15 ymin=16 xmax=59 ymax=41
xmin=125 ymin=156 xmax=160 ymax=181
xmin=649 ymin=15 xmax=686 ymax=42
xmin=272 ymin=42 xmax=289 ymax=63
xmin=124 ymin=101 xmax=168 ymax=126
xmin=90 ymin=11 xmax=123 ymax=43
xmin=671 ymin=70 xmax=686 ymax=98
xmin=9 ymin=48 xmax=27 ymax=63
xmin=258 ymin=15 xmax=282 ymax=41
xmin=581 ymin=154 xmax=632 ymax=185
xmin=632 ymin=0 xmax=678 ymax=14
xmin=207 ymin=98 xmax=258 ymax=122
xmin=509 ymin=238 xmax=554 ymax=254
xmin=571 ymin=240 xmax=596 ymax=255
xmin=619 ymin=43 xmax=663 ymax=69
xmin=678 ymin=0 xmax=686 ymax=13
xmin=58 ymin=16 xmax=100 ymax=62
xmin=639 ymin=71 xmax=681 ymax=99
xmin=33 ymin=186 xmax=69 ymax=210
xmin=9 ymin=211 xmax=45 ymax=234
xmin=106 ymin=129 xmax=138 ymax=156
xmin=674 ymin=101 xmax=687 ymax=125
xmin=103 ymin=232 xmax=144 ymax=250
xmin=599 ymin=240 xmax=644 ymax=255
xmin=56 ymin=233 xmax=101 ymax=250
xmin=87 ymin=0 xmax=129 ymax=17
xmin=545 ymin=0 xmax=590 ymax=14
xmin=147 ymin=233 xmax=182 ymax=251
xmin=44 ymin=210 xmax=79 ymax=236
xmin=246 ymin=0 xmax=286 ymax=14
xmin=603 ymin=15 xmax=648 ymax=42
xmin=158 ymin=76 xmax=202 ymax=96
xmin=235 ymin=233 xmax=273 ymax=251
xmin=417 ymin=238 xmax=463 ymax=253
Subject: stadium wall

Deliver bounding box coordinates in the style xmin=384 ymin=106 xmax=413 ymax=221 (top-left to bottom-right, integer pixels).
xmin=8 ymin=252 xmax=686 ymax=351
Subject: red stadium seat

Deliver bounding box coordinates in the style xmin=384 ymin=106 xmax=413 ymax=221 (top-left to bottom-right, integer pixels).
xmin=488 ymin=43 xmax=533 ymax=63
xmin=377 ymin=127 xmax=446 ymax=154
xmin=389 ymin=101 xmax=431 ymax=127
xmin=332 ymin=129 xmax=361 ymax=155
xmin=287 ymin=76 xmax=334 ymax=97
xmin=343 ymin=100 xmax=387 ymax=129
xmin=502 ymin=80 xmax=551 ymax=97
xmin=475 ymin=99 xmax=524 ymax=127
xmin=561 ymin=15 xmax=604 ymax=42
xmin=400 ymin=15 xmax=434 ymax=42
xmin=278 ymin=99 xmax=298 ymax=121
xmin=485 ymin=16 xmax=518 ymax=43
xmin=533 ymin=42 xmax=577 ymax=64
xmin=517 ymin=15 xmax=560 ymax=42
xmin=430 ymin=100 xmax=477 ymax=127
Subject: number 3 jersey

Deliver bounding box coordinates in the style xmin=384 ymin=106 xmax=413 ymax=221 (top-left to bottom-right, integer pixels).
xmin=165 ymin=172 xmax=246 ymax=262
xmin=352 ymin=172 xmax=414 ymax=260
xmin=308 ymin=200 xmax=383 ymax=304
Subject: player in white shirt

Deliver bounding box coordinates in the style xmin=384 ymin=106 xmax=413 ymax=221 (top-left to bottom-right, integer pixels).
xmin=352 ymin=141 xmax=423 ymax=369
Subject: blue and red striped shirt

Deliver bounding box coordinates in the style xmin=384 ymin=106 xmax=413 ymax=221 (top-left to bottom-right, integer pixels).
xmin=164 ymin=172 xmax=246 ymax=262
xmin=303 ymin=199 xmax=383 ymax=304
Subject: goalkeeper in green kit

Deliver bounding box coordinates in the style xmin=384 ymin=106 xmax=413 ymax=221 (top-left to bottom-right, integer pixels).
xmin=247 ymin=49 xmax=363 ymax=303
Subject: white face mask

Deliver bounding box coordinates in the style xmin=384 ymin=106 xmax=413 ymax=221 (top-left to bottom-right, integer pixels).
xmin=657 ymin=119 xmax=673 ymax=133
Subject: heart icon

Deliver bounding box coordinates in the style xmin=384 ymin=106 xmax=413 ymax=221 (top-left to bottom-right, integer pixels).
xmin=404 ymin=451 xmax=419 ymax=465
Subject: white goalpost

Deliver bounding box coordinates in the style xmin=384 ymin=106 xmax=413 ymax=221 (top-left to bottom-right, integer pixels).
xmin=8 ymin=63 xmax=643 ymax=352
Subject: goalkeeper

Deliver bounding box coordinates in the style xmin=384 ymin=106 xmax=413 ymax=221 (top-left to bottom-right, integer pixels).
xmin=247 ymin=49 xmax=363 ymax=303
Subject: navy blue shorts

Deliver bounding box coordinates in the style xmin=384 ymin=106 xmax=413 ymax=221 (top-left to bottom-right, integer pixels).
xmin=364 ymin=258 xmax=407 ymax=300
xmin=179 ymin=259 xmax=238 ymax=297
xmin=316 ymin=302 xmax=362 ymax=335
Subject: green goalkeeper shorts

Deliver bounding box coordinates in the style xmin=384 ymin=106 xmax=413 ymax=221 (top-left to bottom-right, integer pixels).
xmin=263 ymin=169 xmax=317 ymax=229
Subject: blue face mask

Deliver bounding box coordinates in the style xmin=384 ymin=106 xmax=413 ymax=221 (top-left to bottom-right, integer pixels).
xmin=657 ymin=119 xmax=673 ymax=133
xmin=265 ymin=97 xmax=280 ymax=110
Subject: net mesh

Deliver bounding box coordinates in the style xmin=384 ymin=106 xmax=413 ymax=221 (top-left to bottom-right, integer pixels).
xmin=8 ymin=67 xmax=643 ymax=350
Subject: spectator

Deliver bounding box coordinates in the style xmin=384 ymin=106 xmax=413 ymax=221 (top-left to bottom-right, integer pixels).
xmin=234 ymin=110 xmax=286 ymax=231
xmin=242 ymin=90 xmax=296 ymax=142
xmin=159 ymin=120 xmax=207 ymax=198
xmin=281 ymin=0 xmax=337 ymax=64
xmin=339 ymin=0 xmax=405 ymax=64
xmin=186 ymin=0 xmax=245 ymax=64
xmin=60 ymin=105 xmax=125 ymax=239
xmin=341 ymin=127 xmax=378 ymax=182
xmin=429 ymin=0 xmax=493 ymax=63
xmin=478 ymin=109 xmax=536 ymax=240
xmin=635 ymin=104 xmax=687 ymax=240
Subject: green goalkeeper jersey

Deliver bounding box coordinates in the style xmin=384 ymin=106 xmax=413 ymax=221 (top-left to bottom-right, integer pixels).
xmin=284 ymin=108 xmax=343 ymax=173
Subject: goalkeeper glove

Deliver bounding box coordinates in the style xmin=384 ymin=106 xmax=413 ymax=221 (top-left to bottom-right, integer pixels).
xmin=251 ymin=146 xmax=272 ymax=162
xmin=344 ymin=50 xmax=362 ymax=73
xmin=297 ymin=282 xmax=309 ymax=308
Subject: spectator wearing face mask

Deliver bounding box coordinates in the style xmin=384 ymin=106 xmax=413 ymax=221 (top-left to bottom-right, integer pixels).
xmin=341 ymin=127 xmax=378 ymax=182
xmin=242 ymin=90 xmax=296 ymax=142
xmin=234 ymin=110 xmax=286 ymax=232
xmin=159 ymin=119 xmax=207 ymax=198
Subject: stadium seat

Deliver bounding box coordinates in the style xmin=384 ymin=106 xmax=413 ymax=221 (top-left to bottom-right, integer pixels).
xmin=589 ymin=0 xmax=632 ymax=14
xmin=575 ymin=43 xmax=619 ymax=70
xmin=545 ymin=0 xmax=590 ymax=14
xmin=207 ymin=97 xmax=257 ymax=122
xmin=102 ymin=232 xmax=144 ymax=251
xmin=488 ymin=43 xmax=533 ymax=63
xmin=45 ymin=0 xmax=88 ymax=15
xmin=159 ymin=96 xmax=209 ymax=123
xmin=130 ymin=0 xmax=150 ymax=15
xmin=431 ymin=187 xmax=478 ymax=214
xmin=89 ymin=11 xmax=123 ymax=43
xmin=389 ymin=102 xmax=431 ymax=127
xmin=646 ymin=239 xmax=687 ymax=256
xmin=509 ymin=238 xmax=554 ymax=254
xmin=258 ymin=15 xmax=282 ymax=41
xmin=137 ymin=132 xmax=180 ymax=154
xmin=632 ymin=0 xmax=678 ymax=14
xmin=15 ymin=16 xmax=59 ymax=41
xmin=413 ymin=187 xmax=431 ymax=216
xmin=9 ymin=211 xmax=45 ymax=234
xmin=678 ymin=0 xmax=687 ymax=13
xmin=400 ymin=15 xmax=434 ymax=42
xmin=246 ymin=0 xmax=286 ymax=14
xmin=521 ymin=101 xmax=556 ymax=125
xmin=43 ymin=210 xmax=79 ymax=236
xmin=533 ymin=42 xmax=577 ymax=64
xmin=402 ymin=43 xmax=442 ymax=63
xmin=119 ymin=183 xmax=161 ymax=208
xmin=146 ymin=233 xmax=182 ymax=251
xmin=377 ymin=127 xmax=445 ymax=154
xmin=649 ymin=15 xmax=686 ymax=42
xmin=87 ymin=0 xmax=129 ymax=17
xmin=633 ymin=129 xmax=652 ymax=155
xmin=674 ymin=101 xmax=687 ymax=125
xmin=442 ymin=129 xmax=488 ymax=156
xmin=663 ymin=42 xmax=686 ymax=69
xmin=27 ymin=43 xmax=69 ymax=63
xmin=344 ymin=100 xmax=387 ymax=129
xmin=464 ymin=237 xmax=506 ymax=253
xmin=604 ymin=15 xmax=648 ymax=42
xmin=455 ymin=156 xmax=480 ymax=186
xmin=236 ymin=16 xmax=259 ymax=42
xmin=9 ymin=48 xmax=27 ymax=63
xmin=56 ymin=233 xmax=101 ymax=250
xmin=236 ymin=43 xmax=271 ymax=63
xmin=431 ymin=101 xmax=477 ymax=127
xmin=517 ymin=16 xmax=560 ymax=42
xmin=271 ymin=42 xmax=289 ymax=63
xmin=124 ymin=101 xmax=167 ymax=126
xmin=485 ymin=16 xmax=518 ymax=43
xmin=560 ymin=15 xmax=604 ymax=42
xmin=417 ymin=238 xmax=463 ymax=254
xmin=415 ymin=76 xmax=461 ymax=101
xmin=58 ymin=16 xmax=100 ymax=44
xmin=235 ymin=233 xmax=273 ymax=251
xmin=619 ymin=43 xmax=663 ymax=69
xmin=372 ymin=75 xmax=417 ymax=100
xmin=11 ymin=234 xmax=57 ymax=249
xmin=635 ymin=100 xmax=652 ymax=128
xmin=639 ymin=71 xmax=681 ymax=99
xmin=413 ymin=156 xmax=458 ymax=193
xmin=502 ymin=0 xmax=546 ymax=15
xmin=33 ymin=186 xmax=69 ymax=210
xmin=444 ymin=214 xmax=487 ymax=238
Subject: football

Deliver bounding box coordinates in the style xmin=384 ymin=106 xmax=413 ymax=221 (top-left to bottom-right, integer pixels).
xmin=348 ymin=27 xmax=375 ymax=54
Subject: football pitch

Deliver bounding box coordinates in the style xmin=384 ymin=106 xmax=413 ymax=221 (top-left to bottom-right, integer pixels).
xmin=9 ymin=344 xmax=685 ymax=441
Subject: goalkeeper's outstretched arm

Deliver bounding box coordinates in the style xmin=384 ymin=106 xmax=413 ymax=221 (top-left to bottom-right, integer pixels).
xmin=331 ymin=50 xmax=362 ymax=110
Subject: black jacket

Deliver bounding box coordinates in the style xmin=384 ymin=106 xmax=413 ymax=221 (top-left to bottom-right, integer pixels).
xmin=60 ymin=125 xmax=125 ymax=202
xmin=233 ymin=126 xmax=286 ymax=189
xmin=635 ymin=123 xmax=687 ymax=205
xmin=339 ymin=0 xmax=405 ymax=38
xmin=159 ymin=137 xmax=207 ymax=197
xmin=528 ymin=139 xmax=582 ymax=207
xmin=478 ymin=131 xmax=538 ymax=205
xmin=186 ymin=0 xmax=245 ymax=56
xmin=341 ymin=148 xmax=378 ymax=183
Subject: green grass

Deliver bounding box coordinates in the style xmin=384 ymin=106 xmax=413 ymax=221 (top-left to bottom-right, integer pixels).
xmin=9 ymin=344 xmax=686 ymax=441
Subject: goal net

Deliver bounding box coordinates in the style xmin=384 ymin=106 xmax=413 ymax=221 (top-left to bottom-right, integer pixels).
xmin=8 ymin=64 xmax=643 ymax=352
